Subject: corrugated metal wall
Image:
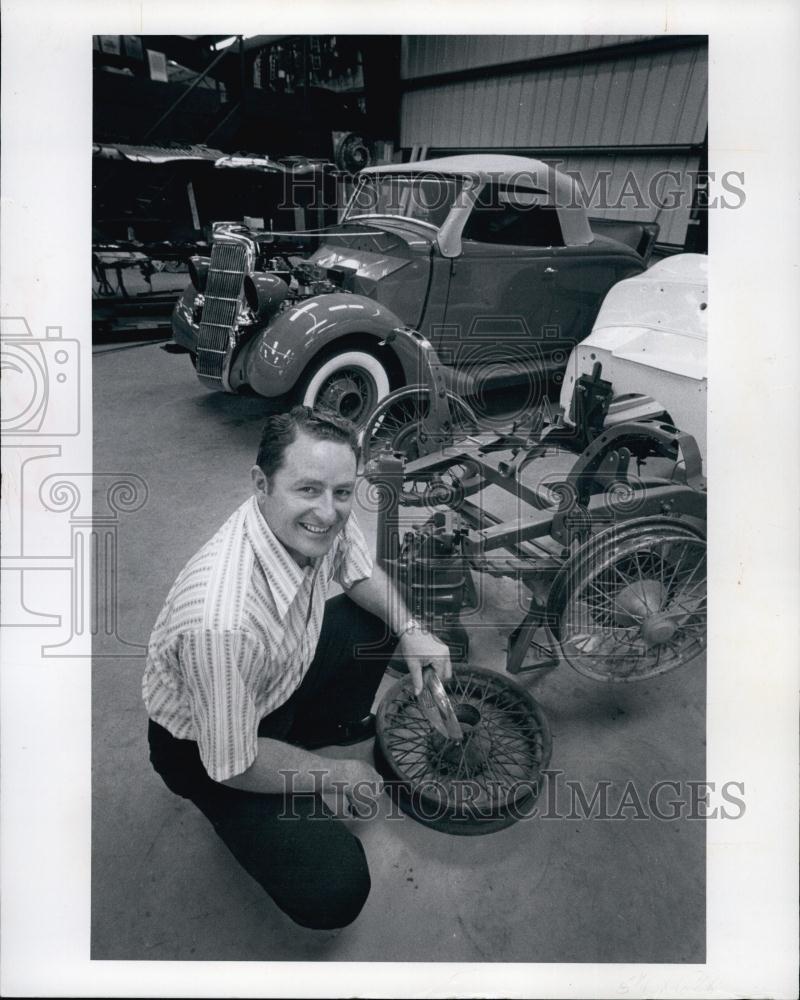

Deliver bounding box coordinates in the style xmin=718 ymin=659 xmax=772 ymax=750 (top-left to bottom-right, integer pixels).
xmin=401 ymin=35 xmax=657 ymax=77
xmin=555 ymin=152 xmax=698 ymax=246
xmin=399 ymin=36 xmax=707 ymax=246
xmin=401 ymin=47 xmax=707 ymax=148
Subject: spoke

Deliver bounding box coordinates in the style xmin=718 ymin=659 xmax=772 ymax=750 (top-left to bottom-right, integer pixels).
xmin=612 ymin=562 xmax=638 ymax=590
xmin=387 ymin=731 xmax=432 ymax=753
xmin=493 ymin=701 xmax=536 ymax=724
xmin=472 ymin=773 xmax=501 ymax=806
xmin=581 ymin=601 xmax=624 ymax=628
xmin=389 ymin=722 xmax=430 ymax=740
xmin=492 ymin=746 xmax=539 ymax=780
xmin=492 ymin=723 xmax=540 ymax=749
xmin=677 ymin=620 xmax=707 ymax=634
xmin=632 ymin=550 xmax=646 ymax=588
xmin=659 ymin=543 xmax=683 ymax=596
xmin=481 ymin=759 xmax=512 ymax=795
xmin=662 ymin=600 xmax=707 ymax=619
xmin=430 ymin=741 xmax=452 ymax=774
xmin=670 ymin=564 xmax=706 ymax=607
xmin=664 ymin=542 xmax=702 ymax=598
xmin=376 ymin=414 xmax=405 ymax=437
xmin=586 ymin=579 xmax=628 ymax=611
xmin=483 ymin=719 xmax=536 ymax=752
xmin=384 ymin=713 xmax=430 ymax=738
xmin=387 ymin=741 xmax=429 ymax=762
xmin=452 ymin=745 xmax=470 ymax=781
xmin=597 ymin=625 xmax=643 ymax=651
xmin=489 ymin=754 xmax=528 ymax=786
xmin=449 ymin=674 xmax=475 ymax=701
xmin=390 ymin=755 xmax=428 ymax=780
xmin=488 ymin=734 xmax=532 ymax=758
xmin=580 ymin=604 xmax=620 ymax=630
xmin=402 ymin=758 xmax=432 ymax=782
xmin=490 ymin=749 xmax=533 ymax=773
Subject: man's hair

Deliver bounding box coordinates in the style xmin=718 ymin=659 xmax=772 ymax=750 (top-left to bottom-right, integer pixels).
xmin=255 ymin=405 xmax=360 ymax=479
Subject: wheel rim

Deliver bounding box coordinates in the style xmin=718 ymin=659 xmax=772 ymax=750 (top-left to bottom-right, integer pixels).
xmin=376 ymin=667 xmax=552 ymax=833
xmin=315 ymin=366 xmax=378 ymax=425
xmin=362 ymin=388 xmax=482 ymax=506
xmin=549 ymin=520 xmax=706 ymax=682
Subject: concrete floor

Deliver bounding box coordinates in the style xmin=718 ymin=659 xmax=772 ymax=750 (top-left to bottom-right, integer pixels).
xmin=91 ymin=339 xmax=705 ymax=962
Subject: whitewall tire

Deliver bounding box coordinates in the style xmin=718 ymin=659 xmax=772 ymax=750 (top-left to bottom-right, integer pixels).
xmin=299 ymin=350 xmax=391 ymax=428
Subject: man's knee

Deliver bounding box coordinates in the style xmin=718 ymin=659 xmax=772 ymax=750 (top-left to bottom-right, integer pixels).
xmin=283 ymin=844 xmax=371 ymax=930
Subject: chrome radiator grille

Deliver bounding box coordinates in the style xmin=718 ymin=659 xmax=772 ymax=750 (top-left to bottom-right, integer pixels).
xmin=195 ymin=240 xmax=249 ymax=383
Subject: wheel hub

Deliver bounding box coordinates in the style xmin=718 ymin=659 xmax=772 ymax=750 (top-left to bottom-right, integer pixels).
xmin=319 ymin=376 xmax=364 ymax=421
xmin=614 ymin=579 xmax=666 ymax=624
xmin=392 ymin=424 xmax=421 ymax=459
xmin=639 ymin=612 xmax=678 ymax=646
xmin=430 ymin=704 xmax=490 ymax=773
xmin=614 ymin=578 xmax=679 ymax=647
xmin=375 ymin=666 xmax=552 ymax=834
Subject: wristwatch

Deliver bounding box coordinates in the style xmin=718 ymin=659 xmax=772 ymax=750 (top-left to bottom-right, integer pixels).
xmin=394 ymin=617 xmax=424 ymax=640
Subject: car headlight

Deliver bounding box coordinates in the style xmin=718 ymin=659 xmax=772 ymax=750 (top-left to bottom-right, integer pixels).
xmin=244 ymin=273 xmax=289 ymax=323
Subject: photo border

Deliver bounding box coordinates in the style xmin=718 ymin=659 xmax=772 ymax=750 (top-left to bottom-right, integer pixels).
xmin=1 ymin=1 xmax=798 ymax=996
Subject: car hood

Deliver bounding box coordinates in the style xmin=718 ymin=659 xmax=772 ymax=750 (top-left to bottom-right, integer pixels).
xmin=306 ymin=220 xmax=434 ymax=327
xmin=310 ymin=219 xmax=434 ymax=281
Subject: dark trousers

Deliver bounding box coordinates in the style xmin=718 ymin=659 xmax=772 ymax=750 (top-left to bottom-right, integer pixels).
xmin=148 ymin=594 xmax=397 ymax=930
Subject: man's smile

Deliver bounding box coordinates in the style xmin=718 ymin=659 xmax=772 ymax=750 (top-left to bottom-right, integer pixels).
xmin=299 ymin=522 xmax=333 ymax=535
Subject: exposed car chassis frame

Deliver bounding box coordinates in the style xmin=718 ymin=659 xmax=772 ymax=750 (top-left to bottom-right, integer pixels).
xmin=364 ymin=329 xmax=707 ymax=680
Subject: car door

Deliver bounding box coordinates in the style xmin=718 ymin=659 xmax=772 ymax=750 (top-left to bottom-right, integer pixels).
xmin=549 ymin=243 xmax=636 ymax=350
xmin=436 ymin=182 xmax=568 ymax=389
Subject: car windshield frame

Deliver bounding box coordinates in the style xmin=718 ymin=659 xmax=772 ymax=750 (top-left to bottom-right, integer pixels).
xmin=343 ymin=173 xmax=473 ymax=231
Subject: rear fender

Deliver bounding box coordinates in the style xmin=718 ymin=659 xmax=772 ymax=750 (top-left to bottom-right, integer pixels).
xmin=232 ymin=293 xmax=423 ymax=397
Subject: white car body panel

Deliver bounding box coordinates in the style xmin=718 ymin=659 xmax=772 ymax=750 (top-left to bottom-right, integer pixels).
xmin=560 ymin=253 xmax=707 ymax=469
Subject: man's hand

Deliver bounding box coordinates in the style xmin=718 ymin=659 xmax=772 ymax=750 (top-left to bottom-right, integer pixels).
xmin=329 ymin=759 xmax=384 ymax=819
xmin=396 ymin=624 xmax=452 ymax=696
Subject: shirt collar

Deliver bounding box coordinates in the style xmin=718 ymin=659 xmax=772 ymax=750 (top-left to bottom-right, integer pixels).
xmin=244 ymin=495 xmax=317 ymax=617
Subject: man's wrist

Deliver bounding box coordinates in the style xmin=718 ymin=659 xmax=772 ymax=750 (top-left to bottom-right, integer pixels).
xmin=394 ymin=616 xmax=424 ymax=640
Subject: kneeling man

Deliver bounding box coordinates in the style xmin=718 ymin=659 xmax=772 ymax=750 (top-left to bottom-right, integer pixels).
xmin=143 ymin=406 xmax=449 ymax=930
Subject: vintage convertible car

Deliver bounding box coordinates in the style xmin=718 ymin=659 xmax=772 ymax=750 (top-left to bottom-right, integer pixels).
xmin=171 ymin=154 xmax=658 ymax=424
xmin=559 ymin=253 xmax=707 ymax=470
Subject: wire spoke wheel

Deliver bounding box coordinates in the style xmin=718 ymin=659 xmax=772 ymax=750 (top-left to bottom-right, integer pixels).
xmin=375 ymin=666 xmax=552 ymax=834
xmin=362 ymin=386 xmax=482 ymax=506
xmin=547 ymin=517 xmax=706 ymax=682
xmin=315 ymin=366 xmax=379 ymax=425
xmin=301 ymin=350 xmax=390 ymax=429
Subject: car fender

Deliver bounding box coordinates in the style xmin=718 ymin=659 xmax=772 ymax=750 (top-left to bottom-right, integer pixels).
xmin=231 ymin=293 xmax=423 ymax=397
xmin=172 ymin=284 xmax=201 ymax=352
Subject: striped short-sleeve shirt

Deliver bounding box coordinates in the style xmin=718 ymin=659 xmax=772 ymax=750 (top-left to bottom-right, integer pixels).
xmin=142 ymin=495 xmax=373 ymax=782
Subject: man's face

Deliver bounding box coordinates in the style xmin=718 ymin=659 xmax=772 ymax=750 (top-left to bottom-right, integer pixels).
xmin=252 ymin=430 xmax=357 ymax=566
